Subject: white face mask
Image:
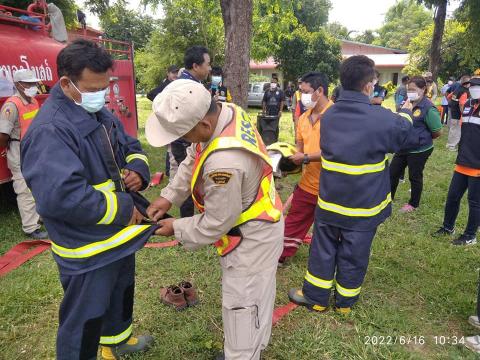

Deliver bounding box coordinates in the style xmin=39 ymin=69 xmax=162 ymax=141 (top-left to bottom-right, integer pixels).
xmin=407 ymin=91 xmax=420 ymax=102
xmin=70 ymin=80 xmax=107 ymax=113
xmin=469 ymin=86 xmax=480 ymax=100
xmin=301 ymin=93 xmax=317 ymax=109
xmin=270 ymin=83 xmax=277 ymax=90
xmin=23 ymin=85 xmax=38 ymax=98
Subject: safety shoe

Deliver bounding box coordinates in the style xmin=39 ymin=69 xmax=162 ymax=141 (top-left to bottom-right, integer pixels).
xmin=160 ymin=285 xmax=188 ymax=310
xmin=334 ymin=307 xmax=352 ymax=315
xmin=179 ymin=281 xmax=199 ymax=306
xmin=452 ymin=234 xmax=477 ymax=246
xmin=25 ymin=229 xmax=48 ymax=239
xmin=432 ymin=226 xmax=455 ymax=237
xmin=288 ymin=288 xmax=327 ymax=312
xmin=465 ymin=335 xmax=480 ymax=353
xmin=101 ymin=335 xmax=154 ymax=359
xmin=469 ymin=315 xmax=480 ymax=330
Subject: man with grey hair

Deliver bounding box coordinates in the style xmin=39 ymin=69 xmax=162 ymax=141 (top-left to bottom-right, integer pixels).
xmin=146 ymin=79 xmax=284 ymax=360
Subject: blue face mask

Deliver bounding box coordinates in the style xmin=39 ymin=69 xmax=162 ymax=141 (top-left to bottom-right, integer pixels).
xmin=70 ymin=81 xmax=107 ymax=113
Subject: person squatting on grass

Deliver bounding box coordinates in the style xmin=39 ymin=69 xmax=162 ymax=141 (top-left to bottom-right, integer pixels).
xmin=279 ymin=72 xmax=332 ymax=265
xmin=288 ymin=55 xmax=421 ymax=314
xmin=146 ymin=79 xmax=284 ymax=360
xmin=21 ymin=39 xmax=157 ymax=359
xmin=389 ymin=76 xmax=443 ymax=213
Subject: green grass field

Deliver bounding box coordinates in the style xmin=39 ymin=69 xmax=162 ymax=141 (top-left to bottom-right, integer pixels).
xmin=1 ymin=96 xmax=479 ymax=359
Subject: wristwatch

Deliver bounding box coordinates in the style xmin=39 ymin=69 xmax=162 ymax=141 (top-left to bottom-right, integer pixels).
xmin=303 ymin=153 xmax=310 ymax=164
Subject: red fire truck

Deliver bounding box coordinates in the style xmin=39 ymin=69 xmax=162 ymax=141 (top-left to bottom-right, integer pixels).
xmin=0 ymin=0 xmax=138 ymax=190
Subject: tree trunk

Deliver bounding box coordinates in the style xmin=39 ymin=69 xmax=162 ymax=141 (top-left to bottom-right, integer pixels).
xmin=220 ymin=0 xmax=253 ymax=109
xmin=428 ymin=0 xmax=447 ymax=81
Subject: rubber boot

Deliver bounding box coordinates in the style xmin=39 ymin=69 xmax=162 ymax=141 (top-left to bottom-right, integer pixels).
xmin=101 ymin=335 xmax=154 ymax=359
xmin=288 ymin=288 xmax=327 ymax=312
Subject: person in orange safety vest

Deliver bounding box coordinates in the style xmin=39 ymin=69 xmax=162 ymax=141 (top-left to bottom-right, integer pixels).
xmin=145 ymin=79 xmax=284 ymax=360
xmin=0 ymin=69 xmax=47 ymax=239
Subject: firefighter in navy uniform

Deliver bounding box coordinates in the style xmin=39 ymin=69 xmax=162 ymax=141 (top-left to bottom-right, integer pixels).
xmin=21 ymin=40 xmax=157 ymax=360
xmin=288 ymin=55 xmax=419 ymax=313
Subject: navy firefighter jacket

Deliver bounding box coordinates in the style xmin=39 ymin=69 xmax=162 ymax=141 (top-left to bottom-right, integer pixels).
xmin=21 ymin=84 xmax=157 ymax=275
xmin=317 ymin=90 xmax=419 ymax=231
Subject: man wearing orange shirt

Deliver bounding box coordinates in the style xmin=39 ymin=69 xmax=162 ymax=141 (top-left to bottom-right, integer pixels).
xmin=434 ymin=77 xmax=480 ymax=246
xmin=279 ymin=72 xmax=332 ymax=264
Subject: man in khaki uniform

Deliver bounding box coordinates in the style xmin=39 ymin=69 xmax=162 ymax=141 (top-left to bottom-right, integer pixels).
xmin=145 ymin=79 xmax=284 ymax=360
xmin=0 ymin=69 xmax=47 ymax=239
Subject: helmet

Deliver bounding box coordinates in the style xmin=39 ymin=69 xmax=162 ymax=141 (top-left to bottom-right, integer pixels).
xmin=267 ymin=142 xmax=302 ymax=178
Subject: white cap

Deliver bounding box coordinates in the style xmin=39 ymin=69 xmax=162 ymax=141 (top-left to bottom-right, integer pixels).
xmin=13 ymin=69 xmax=40 ymax=83
xmin=145 ymin=79 xmax=212 ymax=147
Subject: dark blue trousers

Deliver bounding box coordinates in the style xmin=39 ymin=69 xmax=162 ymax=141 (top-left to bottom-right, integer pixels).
xmin=303 ymin=213 xmax=376 ymax=308
xmin=443 ymin=171 xmax=480 ymax=237
xmin=56 ymin=254 xmax=135 ymax=360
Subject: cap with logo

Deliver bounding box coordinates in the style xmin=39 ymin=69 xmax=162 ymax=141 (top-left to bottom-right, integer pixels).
xmin=145 ymin=79 xmax=212 ymax=147
xmin=13 ymin=69 xmax=40 ymax=83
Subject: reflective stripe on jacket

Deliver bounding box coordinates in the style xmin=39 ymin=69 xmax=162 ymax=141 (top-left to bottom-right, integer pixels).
xmin=21 ymin=84 xmax=156 ymax=275
xmin=317 ymin=90 xmax=418 ymax=231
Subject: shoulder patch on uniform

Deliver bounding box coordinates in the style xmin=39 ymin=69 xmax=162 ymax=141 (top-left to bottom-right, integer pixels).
xmin=208 ymin=171 xmax=233 ymax=185
xmin=413 ymin=109 xmax=422 ymax=117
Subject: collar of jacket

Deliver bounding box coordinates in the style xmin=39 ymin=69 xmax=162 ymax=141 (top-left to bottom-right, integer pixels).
xmin=179 ymin=70 xmax=200 ymax=83
xmin=49 ymin=83 xmax=110 ymax=138
xmin=337 ymin=89 xmax=371 ymax=104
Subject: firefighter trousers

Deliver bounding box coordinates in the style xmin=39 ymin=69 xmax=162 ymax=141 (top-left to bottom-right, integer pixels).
xmin=7 ymin=142 xmax=41 ymax=234
xmin=56 ymin=254 xmax=135 ymax=360
xmin=302 ymin=217 xmax=376 ymax=308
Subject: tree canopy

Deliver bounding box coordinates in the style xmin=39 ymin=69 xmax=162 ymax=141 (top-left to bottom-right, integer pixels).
xmin=373 ymin=0 xmax=432 ymax=50
xmin=324 ymin=22 xmax=350 ymax=39
xmin=293 ymin=0 xmax=331 ymax=32
xmin=404 ymin=0 xmax=480 ymax=80
xmin=99 ymin=0 xmax=157 ymax=50
xmin=134 ymin=0 xmax=224 ymax=92
xmin=274 ymin=26 xmax=341 ymax=83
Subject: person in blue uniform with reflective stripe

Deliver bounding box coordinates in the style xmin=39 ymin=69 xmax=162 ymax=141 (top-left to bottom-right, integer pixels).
xmin=21 ymin=39 xmax=157 ymax=360
xmin=289 ymin=55 xmax=420 ymax=314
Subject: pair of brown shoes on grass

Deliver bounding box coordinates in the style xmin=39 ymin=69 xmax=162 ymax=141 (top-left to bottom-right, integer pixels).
xmin=160 ymin=281 xmax=199 ymax=311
